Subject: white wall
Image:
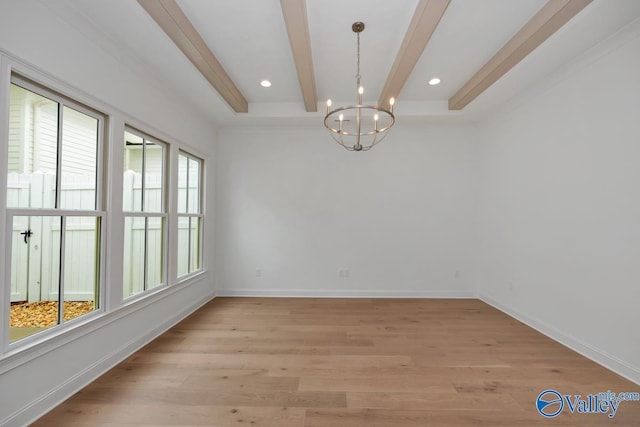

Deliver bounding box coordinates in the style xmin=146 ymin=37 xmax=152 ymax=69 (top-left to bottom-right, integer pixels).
xmin=0 ymin=2 xmax=216 ymax=425
xmin=215 ymin=124 xmax=478 ymax=297
xmin=476 ymin=20 xmax=640 ymax=383
xmin=2 ymin=3 xmax=639 ymax=426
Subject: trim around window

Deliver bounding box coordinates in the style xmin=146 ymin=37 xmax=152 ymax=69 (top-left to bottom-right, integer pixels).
xmin=3 ymin=73 xmax=107 ymax=350
xmin=122 ymin=127 xmax=169 ymax=299
xmin=0 ymin=51 xmax=209 ymax=363
xmin=177 ymin=151 xmax=204 ymax=278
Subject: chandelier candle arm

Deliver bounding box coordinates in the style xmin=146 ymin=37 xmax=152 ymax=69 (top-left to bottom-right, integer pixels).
xmin=323 ymin=21 xmax=395 ymax=152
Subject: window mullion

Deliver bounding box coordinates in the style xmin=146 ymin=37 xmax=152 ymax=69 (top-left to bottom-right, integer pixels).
xmin=141 ymin=139 xmax=146 ymax=212
xmin=122 ymin=211 xmax=166 ymax=218
xmin=95 ymin=116 xmax=103 ymax=211
xmin=55 ymin=103 xmax=64 ymax=209
xmin=6 ymin=208 xmax=105 ymax=217
xmin=142 ymin=135 xmax=147 ymax=291
xmin=187 ymin=216 xmax=192 ymax=273
xmin=185 ymin=157 xmax=190 ymax=214
xmin=185 ymin=157 xmax=191 ymax=273
xmin=57 ymin=216 xmax=66 ymax=325
xmin=143 ymin=217 xmax=149 ymax=291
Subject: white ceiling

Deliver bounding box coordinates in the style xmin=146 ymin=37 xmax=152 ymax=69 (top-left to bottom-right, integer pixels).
xmin=47 ymin=0 xmax=640 ymax=127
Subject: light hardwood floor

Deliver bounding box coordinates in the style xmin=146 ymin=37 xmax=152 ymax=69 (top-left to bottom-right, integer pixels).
xmin=34 ymin=298 xmax=639 ymax=426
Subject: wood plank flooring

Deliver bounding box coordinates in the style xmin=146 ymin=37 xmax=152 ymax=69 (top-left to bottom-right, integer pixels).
xmin=34 ymin=298 xmax=640 ymax=426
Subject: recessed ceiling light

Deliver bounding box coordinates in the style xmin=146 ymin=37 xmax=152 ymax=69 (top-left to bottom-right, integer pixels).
xmin=260 ymin=80 xmax=272 ymax=88
xmin=429 ymin=78 xmax=441 ymax=86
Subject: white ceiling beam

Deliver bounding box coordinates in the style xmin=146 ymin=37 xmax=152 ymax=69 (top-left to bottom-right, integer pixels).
xmin=378 ymin=0 xmax=451 ymax=106
xmin=137 ymin=0 xmax=248 ymax=113
xmin=280 ymin=0 xmax=318 ymax=112
xmin=448 ymin=0 xmax=593 ymax=111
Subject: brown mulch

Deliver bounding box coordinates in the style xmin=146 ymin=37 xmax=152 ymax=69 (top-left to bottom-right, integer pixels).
xmin=10 ymin=301 xmax=95 ymax=328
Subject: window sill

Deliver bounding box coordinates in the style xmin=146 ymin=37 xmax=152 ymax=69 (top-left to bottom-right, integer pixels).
xmin=0 ymin=270 xmax=210 ymax=375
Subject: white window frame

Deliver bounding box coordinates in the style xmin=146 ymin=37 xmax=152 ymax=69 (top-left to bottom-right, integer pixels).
xmin=0 ymin=51 xmax=208 ymax=364
xmin=2 ymin=73 xmax=107 ymax=351
xmin=122 ymin=126 xmax=168 ymax=299
xmin=177 ymin=150 xmax=204 ymax=279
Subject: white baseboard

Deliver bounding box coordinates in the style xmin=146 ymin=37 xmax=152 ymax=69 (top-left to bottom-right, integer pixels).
xmin=215 ymin=288 xmax=476 ymax=298
xmin=4 ymin=292 xmax=216 ymax=427
xmin=479 ymin=293 xmax=640 ymax=386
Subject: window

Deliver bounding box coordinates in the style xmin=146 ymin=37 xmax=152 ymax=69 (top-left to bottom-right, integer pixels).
xmin=177 ymin=152 xmax=202 ymax=277
xmin=123 ymin=129 xmax=166 ymax=297
xmin=7 ymin=76 xmax=103 ymax=342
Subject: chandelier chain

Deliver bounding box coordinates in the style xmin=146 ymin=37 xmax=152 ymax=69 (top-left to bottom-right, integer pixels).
xmin=356 ymin=31 xmax=361 ymax=86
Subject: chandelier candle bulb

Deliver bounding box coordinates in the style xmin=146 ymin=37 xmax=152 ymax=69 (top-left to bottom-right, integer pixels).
xmin=389 ymin=97 xmax=395 ymax=113
xmin=326 ymin=99 xmax=332 ymax=114
xmin=374 ymin=114 xmax=379 ymax=131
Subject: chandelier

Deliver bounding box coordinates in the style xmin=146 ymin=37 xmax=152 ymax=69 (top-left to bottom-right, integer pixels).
xmin=324 ymin=22 xmax=395 ymax=152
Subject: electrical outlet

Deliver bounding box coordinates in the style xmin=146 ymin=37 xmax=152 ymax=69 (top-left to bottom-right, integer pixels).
xmin=339 ymin=268 xmax=351 ymax=278
xmin=255 ymin=269 xmax=262 ymax=278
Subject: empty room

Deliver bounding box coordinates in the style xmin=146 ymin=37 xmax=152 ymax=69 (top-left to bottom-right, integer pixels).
xmin=0 ymin=0 xmax=639 ymax=426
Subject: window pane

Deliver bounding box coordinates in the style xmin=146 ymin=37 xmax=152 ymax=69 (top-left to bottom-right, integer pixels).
xmin=147 ymin=217 xmax=164 ymax=288
xmin=10 ymin=216 xmax=61 ymax=342
xmin=7 ymin=84 xmax=58 ymax=209
xmin=63 ymin=217 xmax=99 ymax=322
xmin=177 ymin=216 xmax=189 ymax=277
xmin=123 ymin=216 xmax=145 ymax=298
xmin=123 ymin=131 xmax=143 ymax=212
xmin=177 ymin=154 xmax=202 ymax=278
xmin=59 ymin=106 xmax=98 ymax=210
xmin=188 ymin=158 xmax=200 ymax=214
xmin=144 ymin=142 xmax=163 ymax=212
xmin=190 ymin=217 xmax=201 ymax=272
xmin=177 ymin=154 xmax=188 ymax=214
